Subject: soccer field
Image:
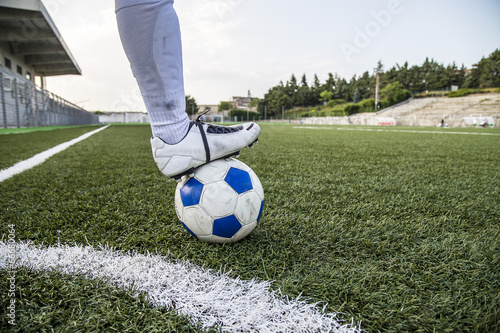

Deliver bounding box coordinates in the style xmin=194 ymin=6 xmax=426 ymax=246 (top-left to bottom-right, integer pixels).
xmin=1 ymin=123 xmax=499 ymax=332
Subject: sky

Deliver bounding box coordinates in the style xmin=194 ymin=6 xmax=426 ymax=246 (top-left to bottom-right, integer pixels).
xmin=42 ymin=0 xmax=500 ymax=112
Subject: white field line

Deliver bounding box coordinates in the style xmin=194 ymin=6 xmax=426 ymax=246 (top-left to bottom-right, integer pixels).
xmin=293 ymin=126 xmax=500 ymax=136
xmin=0 ymin=125 xmax=110 ymax=182
xmin=0 ymin=241 xmax=361 ymax=333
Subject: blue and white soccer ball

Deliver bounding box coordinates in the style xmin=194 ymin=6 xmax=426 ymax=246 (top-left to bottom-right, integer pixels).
xmin=175 ymin=158 xmax=265 ymax=243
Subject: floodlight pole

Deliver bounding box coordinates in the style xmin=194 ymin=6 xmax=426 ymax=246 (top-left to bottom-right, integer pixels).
xmin=374 ymin=68 xmax=380 ymax=111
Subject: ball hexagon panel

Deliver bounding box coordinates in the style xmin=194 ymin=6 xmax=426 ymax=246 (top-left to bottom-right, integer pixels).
xmin=174 ymin=187 xmax=184 ymax=220
xmin=198 ymin=234 xmax=231 ymax=244
xmin=231 ymin=221 xmax=257 ymax=242
xmin=200 ymin=181 xmax=238 ymax=218
xmin=182 ymin=206 xmax=213 ymax=236
xmin=179 ymin=178 xmax=204 ymax=207
xmin=213 ymin=214 xmax=242 ymax=239
xmin=250 ymin=172 xmax=264 ymax=201
xmin=195 ymin=160 xmax=230 ymax=184
xmin=225 ymin=167 xmax=253 ymax=194
xmin=226 ymin=158 xmax=251 ymax=172
xmin=235 ymin=191 xmax=262 ymax=225
xmin=181 ymin=222 xmax=198 ymax=239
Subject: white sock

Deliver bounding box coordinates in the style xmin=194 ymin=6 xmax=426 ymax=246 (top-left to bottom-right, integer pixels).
xmin=116 ymin=0 xmax=190 ymax=144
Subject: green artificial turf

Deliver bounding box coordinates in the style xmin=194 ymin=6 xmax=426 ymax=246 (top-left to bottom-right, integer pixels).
xmin=0 ymin=269 xmax=206 ymax=333
xmin=0 ymin=124 xmax=103 ymax=135
xmin=1 ymin=124 xmax=499 ymax=332
xmin=0 ymin=125 xmax=105 ymax=170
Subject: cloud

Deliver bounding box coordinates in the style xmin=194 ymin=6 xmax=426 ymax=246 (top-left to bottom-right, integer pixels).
xmin=45 ymin=2 xmax=140 ymax=111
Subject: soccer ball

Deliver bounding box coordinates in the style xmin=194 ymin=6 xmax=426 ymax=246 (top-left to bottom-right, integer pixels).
xmin=174 ymin=158 xmax=264 ymax=243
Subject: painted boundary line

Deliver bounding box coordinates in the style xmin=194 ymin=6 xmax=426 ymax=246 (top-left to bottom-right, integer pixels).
xmin=293 ymin=126 xmax=500 ymax=136
xmin=336 ymin=128 xmax=500 ymax=136
xmin=0 ymin=125 xmax=110 ymax=182
xmin=0 ymin=241 xmax=360 ymax=333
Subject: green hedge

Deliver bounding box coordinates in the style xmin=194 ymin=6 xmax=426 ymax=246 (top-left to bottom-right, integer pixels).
xmin=326 ymin=99 xmax=347 ymax=108
xmin=302 ymin=99 xmax=376 ymax=117
xmin=447 ymin=89 xmax=477 ymax=98
xmin=228 ymin=109 xmax=261 ymax=121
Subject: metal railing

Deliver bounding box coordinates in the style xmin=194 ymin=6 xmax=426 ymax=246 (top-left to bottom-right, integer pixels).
xmin=0 ymin=66 xmax=99 ymax=128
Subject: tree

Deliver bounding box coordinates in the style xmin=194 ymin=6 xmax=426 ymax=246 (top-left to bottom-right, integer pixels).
xmin=185 ymin=95 xmax=199 ymax=116
xmin=218 ymin=101 xmax=231 ymax=111
xmin=319 ymin=90 xmax=333 ymax=103
xmin=285 ymin=74 xmax=298 ymax=98
xmin=480 ymin=49 xmax=500 ymax=87
xmin=465 ymin=48 xmax=500 ymax=88
xmin=334 ymin=77 xmax=349 ymax=101
xmin=379 ymin=81 xmax=411 ymax=107
xmin=249 ymin=98 xmax=260 ymax=108
xmin=262 ymin=84 xmax=292 ymax=117
xmin=353 ymin=88 xmax=361 ymax=103
xmin=295 ymin=85 xmax=312 ymax=107
xmin=311 ymin=74 xmax=322 ymax=104
xmin=257 ymin=48 xmax=498 ymax=116
xmin=323 ymin=72 xmax=336 ymax=92
xmin=361 ymin=71 xmax=373 ymax=99
xmin=300 ymin=74 xmax=308 ymax=87
xmin=376 ymin=60 xmax=384 ymax=73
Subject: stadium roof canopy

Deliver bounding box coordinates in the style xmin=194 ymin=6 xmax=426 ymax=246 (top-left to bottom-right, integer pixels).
xmin=0 ymin=0 xmax=81 ymax=76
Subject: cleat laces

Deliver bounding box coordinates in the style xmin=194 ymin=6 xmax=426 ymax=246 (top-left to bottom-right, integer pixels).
xmin=193 ymin=110 xmax=243 ymax=134
xmin=190 ymin=110 xmax=244 ymax=163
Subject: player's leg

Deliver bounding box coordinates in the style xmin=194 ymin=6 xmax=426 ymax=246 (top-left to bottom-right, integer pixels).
xmin=115 ymin=0 xmax=188 ymax=144
xmin=115 ymin=0 xmax=260 ymax=181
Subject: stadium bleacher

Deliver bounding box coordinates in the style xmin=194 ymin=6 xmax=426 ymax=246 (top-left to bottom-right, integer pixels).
xmin=375 ymin=93 xmax=500 ymax=127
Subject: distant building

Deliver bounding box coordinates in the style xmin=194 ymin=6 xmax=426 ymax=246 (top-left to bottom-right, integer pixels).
xmin=0 ymin=0 xmax=98 ymax=127
xmin=98 ymin=111 xmax=148 ymax=124
xmin=232 ymin=96 xmax=252 ymax=109
xmin=194 ymin=105 xmax=228 ymax=122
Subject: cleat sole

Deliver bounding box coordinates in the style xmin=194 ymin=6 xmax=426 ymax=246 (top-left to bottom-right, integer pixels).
xmin=248 ymin=138 xmax=259 ymax=148
xmin=171 ymin=167 xmax=195 ymax=182
xmin=222 ymin=150 xmax=241 ymax=161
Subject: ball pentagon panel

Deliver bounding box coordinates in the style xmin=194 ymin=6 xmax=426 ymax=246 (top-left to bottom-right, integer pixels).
xmin=213 ymin=214 xmax=242 ymax=239
xmin=179 ymin=178 xmax=204 ymax=207
xmin=224 ymin=167 xmax=253 ymax=194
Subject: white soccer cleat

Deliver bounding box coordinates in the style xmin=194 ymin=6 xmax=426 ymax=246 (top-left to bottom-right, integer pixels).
xmin=151 ymin=113 xmax=260 ymax=181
